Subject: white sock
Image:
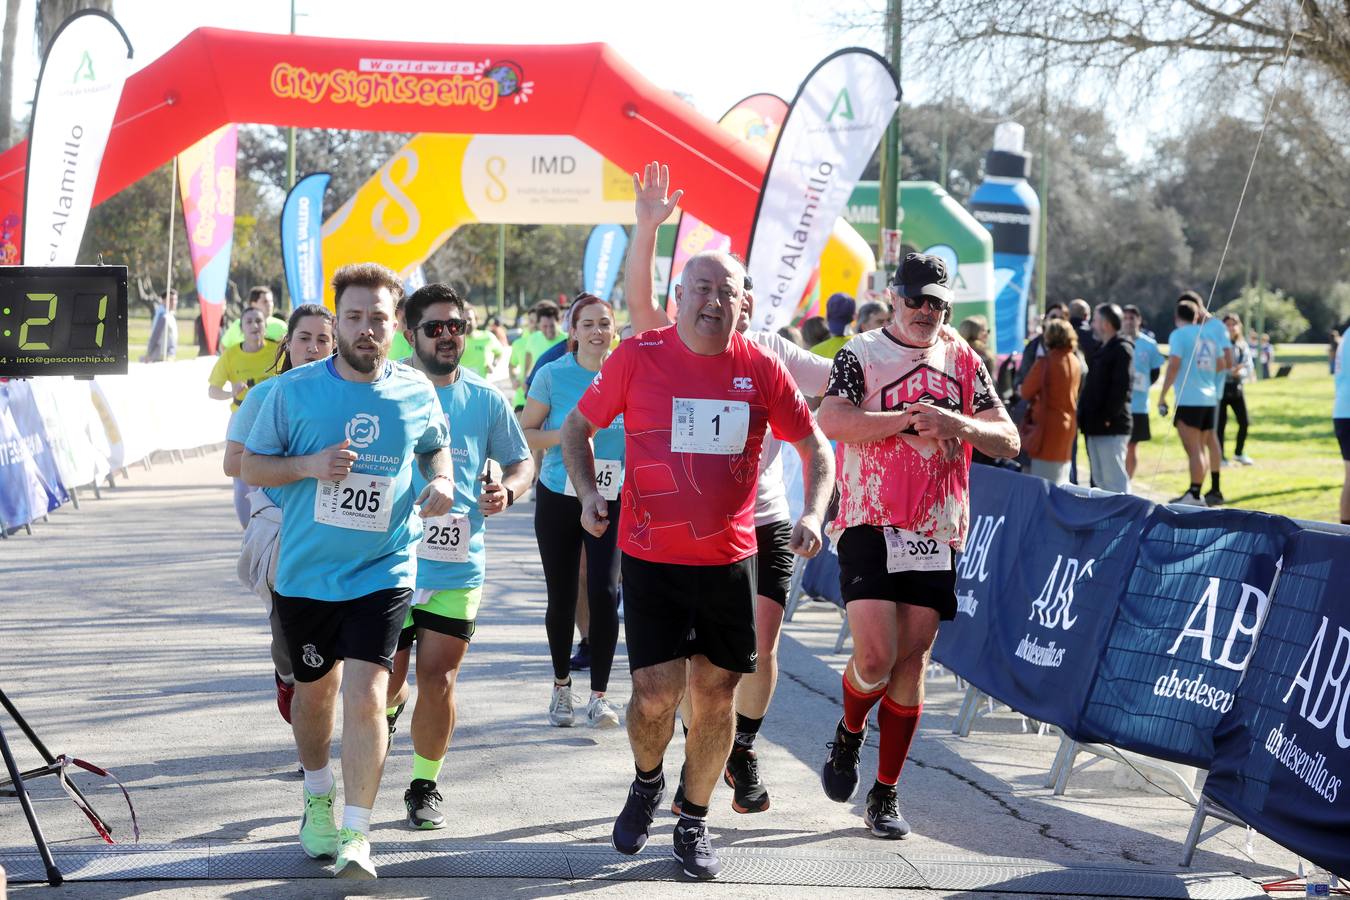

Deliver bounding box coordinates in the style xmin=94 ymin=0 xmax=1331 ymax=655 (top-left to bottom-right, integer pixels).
xmin=302 ymin=765 xmax=334 ymax=796
xmin=342 ymin=805 xmax=372 ymax=835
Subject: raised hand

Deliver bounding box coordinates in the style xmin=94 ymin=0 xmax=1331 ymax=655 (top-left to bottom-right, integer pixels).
xmin=631 ymin=161 xmax=683 ymax=230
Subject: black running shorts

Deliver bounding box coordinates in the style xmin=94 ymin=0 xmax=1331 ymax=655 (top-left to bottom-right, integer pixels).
xmin=836 ymin=526 xmax=958 ymax=620
xmin=1130 ymin=413 xmax=1151 ymax=443
xmin=273 ymin=587 xmax=411 ymax=682
xmin=755 ymin=520 xmax=795 ymax=606
xmin=620 ymin=553 xmax=758 ymax=674
xmin=398 ymin=612 xmax=477 ymax=651
xmin=1174 ymin=404 xmax=1217 ymax=431
xmin=1336 ymin=418 xmax=1350 ymax=462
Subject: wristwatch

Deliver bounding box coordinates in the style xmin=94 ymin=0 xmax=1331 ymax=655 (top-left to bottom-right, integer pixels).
xmin=505 ymin=486 xmax=515 ymax=508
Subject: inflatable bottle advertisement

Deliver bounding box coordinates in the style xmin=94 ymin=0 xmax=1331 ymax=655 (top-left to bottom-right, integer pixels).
xmin=969 ymin=122 xmax=1040 ymax=356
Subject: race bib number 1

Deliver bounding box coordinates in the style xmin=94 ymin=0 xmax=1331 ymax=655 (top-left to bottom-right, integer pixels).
xmin=314 ymin=474 xmax=394 ymax=532
xmin=565 ymin=458 xmax=622 ymax=501
xmin=419 ymin=513 xmax=471 ymax=563
xmin=883 ymin=527 xmax=952 ymax=573
xmin=671 ymin=398 xmax=749 ymax=455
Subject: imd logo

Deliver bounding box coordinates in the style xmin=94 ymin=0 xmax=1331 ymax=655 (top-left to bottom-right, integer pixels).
xmin=345 ymin=413 xmax=381 ymax=449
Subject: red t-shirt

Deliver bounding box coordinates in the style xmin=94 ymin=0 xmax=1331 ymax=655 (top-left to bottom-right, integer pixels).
xmin=577 ymin=326 xmax=814 ymax=566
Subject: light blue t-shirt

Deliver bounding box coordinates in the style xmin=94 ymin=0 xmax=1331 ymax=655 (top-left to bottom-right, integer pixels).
xmin=227 ymin=376 xmax=282 ymax=506
xmin=1201 ymin=318 xmax=1233 ymax=406
xmin=1130 ymin=332 xmax=1166 ymax=414
xmin=1335 ymin=336 xmax=1350 ymax=419
xmin=1169 ymin=324 xmax=1221 ymax=407
xmin=412 ymin=368 xmax=530 ymax=591
xmin=246 ymin=358 xmax=449 ymax=601
xmin=527 ymin=353 xmax=625 ymax=496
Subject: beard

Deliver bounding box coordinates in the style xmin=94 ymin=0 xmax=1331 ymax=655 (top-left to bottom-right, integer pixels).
xmin=337 ymin=331 xmax=387 ymax=374
xmin=414 ymin=339 xmax=460 ymax=377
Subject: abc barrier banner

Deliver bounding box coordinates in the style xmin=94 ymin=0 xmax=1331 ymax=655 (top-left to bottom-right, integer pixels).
xmin=1077 ymin=507 xmax=1297 ymax=767
xmin=21 ymin=10 xmax=132 ymax=265
xmin=746 ymin=49 xmax=899 ymax=332
xmin=934 ymin=466 xmax=1151 ymax=733
xmin=0 ymin=386 xmax=61 ymax=530
xmin=582 ymin=224 xmax=628 ymax=302
xmin=177 ymin=124 xmax=238 ymax=353
xmin=281 ymin=172 xmax=330 ymax=309
xmin=1204 ymin=529 xmax=1350 ymax=878
xmin=1 ymin=381 xmax=69 ymax=509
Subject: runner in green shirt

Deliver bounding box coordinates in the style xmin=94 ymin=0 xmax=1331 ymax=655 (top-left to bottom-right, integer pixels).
xmin=460 ymin=306 xmax=508 ymax=379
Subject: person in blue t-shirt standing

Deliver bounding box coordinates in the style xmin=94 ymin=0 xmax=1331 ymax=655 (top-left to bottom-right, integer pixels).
xmin=384 ymin=283 xmax=534 ymax=831
xmin=1195 ymin=295 xmax=1234 ymax=495
xmin=1159 ymin=296 xmax=1230 ymax=506
xmin=1122 ymin=305 xmax=1166 ymax=480
xmin=1334 ymin=327 xmax=1350 ymax=524
xmin=242 ymin=263 xmax=454 ymax=881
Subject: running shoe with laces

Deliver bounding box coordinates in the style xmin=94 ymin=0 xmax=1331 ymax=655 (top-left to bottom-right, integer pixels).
xmin=612 ymin=777 xmax=664 ymax=854
xmin=723 ymin=746 xmax=770 ymax=813
xmin=1204 ymin=489 xmax=1225 ymax=507
xmin=672 ymin=818 xmax=721 ymax=880
xmin=864 ymin=784 xmax=912 ymax=839
xmin=1170 ymin=491 xmax=1208 ymax=507
xmin=670 ymin=765 xmax=687 ymax=816
xmin=404 ymin=778 xmax=446 ymax=830
xmin=275 ymin=671 xmax=294 ymax=724
xmin=569 ymin=640 xmax=591 ymax=672
xmin=334 ymin=827 xmax=377 ymax=879
xmin=298 ymin=785 xmax=339 ymax=859
xmin=548 ymin=682 xmax=575 ymax=727
xmin=821 ymin=717 xmax=866 ymax=803
xmin=586 ymin=694 xmax=620 ymax=728
xmin=385 ymin=701 xmax=406 ymax=751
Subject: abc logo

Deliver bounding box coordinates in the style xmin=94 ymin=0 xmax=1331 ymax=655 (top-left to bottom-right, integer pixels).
xmin=345 ymin=413 xmax=381 ymax=449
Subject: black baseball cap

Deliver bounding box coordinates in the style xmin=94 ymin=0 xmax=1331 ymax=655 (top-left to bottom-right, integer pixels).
xmin=890 ymin=253 xmax=954 ymax=305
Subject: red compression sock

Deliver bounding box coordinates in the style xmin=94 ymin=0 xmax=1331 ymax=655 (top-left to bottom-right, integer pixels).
xmin=876 ymin=695 xmax=922 ymax=786
xmin=842 ymin=671 xmax=886 ymax=733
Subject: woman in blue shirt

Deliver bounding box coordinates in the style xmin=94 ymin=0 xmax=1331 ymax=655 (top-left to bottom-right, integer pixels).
xmin=1334 ymin=329 xmax=1350 ymax=524
xmin=520 ymin=293 xmax=625 ymax=728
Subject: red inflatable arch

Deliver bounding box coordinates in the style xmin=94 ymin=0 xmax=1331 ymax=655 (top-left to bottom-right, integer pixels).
xmin=0 ymin=28 xmax=766 ymax=260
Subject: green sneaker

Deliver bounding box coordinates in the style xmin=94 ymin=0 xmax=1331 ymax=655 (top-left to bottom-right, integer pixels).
xmin=334 ymin=827 xmax=377 ymax=879
xmin=298 ymin=785 xmax=339 ymax=859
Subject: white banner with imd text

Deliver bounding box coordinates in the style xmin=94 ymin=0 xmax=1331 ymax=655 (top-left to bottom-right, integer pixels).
xmin=22 ymin=10 xmax=132 ymax=265
xmin=746 ymin=49 xmax=898 ymax=331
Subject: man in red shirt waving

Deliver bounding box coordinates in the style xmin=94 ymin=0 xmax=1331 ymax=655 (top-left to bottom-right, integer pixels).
xmin=818 ymin=253 xmax=1019 ymax=839
xmin=562 ymin=250 xmax=834 ymax=880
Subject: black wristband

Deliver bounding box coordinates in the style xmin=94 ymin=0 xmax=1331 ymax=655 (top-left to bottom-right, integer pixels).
xmin=505 ymin=486 xmax=515 ymax=508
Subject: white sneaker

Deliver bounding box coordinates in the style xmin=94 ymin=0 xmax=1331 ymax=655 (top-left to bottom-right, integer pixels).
xmin=586 ymin=695 xmax=621 ymax=728
xmin=1171 ymin=492 xmax=1208 ymax=507
xmin=548 ymin=682 xmax=575 ymax=727
xmin=1235 ymin=454 xmax=1255 ymax=465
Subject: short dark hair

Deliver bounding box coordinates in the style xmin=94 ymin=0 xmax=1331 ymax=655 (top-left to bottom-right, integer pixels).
xmin=404 ymin=283 xmax=466 ymax=329
xmin=1178 ymin=290 xmax=1204 ymax=307
xmin=1176 ymin=299 xmax=1200 ymax=323
xmin=857 ymin=300 xmax=889 ymax=324
xmin=534 ymin=300 xmax=560 ymax=320
xmin=1095 ymin=302 xmax=1122 ymax=331
xmin=332 ymin=263 xmax=405 ymax=312
xmin=274 ymin=303 xmax=335 ymax=374
xmin=248 ymin=285 xmax=273 ymax=304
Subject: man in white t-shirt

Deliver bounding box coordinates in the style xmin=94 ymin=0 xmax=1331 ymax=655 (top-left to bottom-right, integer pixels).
xmin=624 ymin=162 xmax=834 ymax=816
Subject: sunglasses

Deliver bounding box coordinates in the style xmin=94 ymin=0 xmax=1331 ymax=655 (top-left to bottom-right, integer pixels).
xmin=900 ymin=294 xmax=950 ymax=312
xmin=417 ymin=318 xmax=468 ymax=338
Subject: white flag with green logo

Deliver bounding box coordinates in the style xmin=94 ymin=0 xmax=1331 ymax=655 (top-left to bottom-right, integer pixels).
xmin=22 ymin=10 xmax=133 ymax=265
xmin=746 ymin=49 xmax=898 ymax=331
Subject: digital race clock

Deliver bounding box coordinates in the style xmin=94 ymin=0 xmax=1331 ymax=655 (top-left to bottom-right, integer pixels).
xmin=0 ymin=266 xmax=128 ymax=377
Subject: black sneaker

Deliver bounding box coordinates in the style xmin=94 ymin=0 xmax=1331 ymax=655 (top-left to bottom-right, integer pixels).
xmin=821 ymin=718 xmax=866 ymax=803
xmin=612 ymin=777 xmax=664 ymax=855
xmin=672 ymin=818 xmax=721 ymax=880
xmin=569 ymin=640 xmax=591 ymax=672
xmin=1204 ymin=489 xmax=1225 ymax=507
xmin=864 ymin=784 xmax=911 ymax=839
xmin=404 ymin=778 xmax=446 ymax=830
xmin=670 ymin=765 xmax=686 ymax=816
xmin=386 ymin=701 xmax=406 ymax=751
xmin=723 ymin=746 xmax=770 ymax=813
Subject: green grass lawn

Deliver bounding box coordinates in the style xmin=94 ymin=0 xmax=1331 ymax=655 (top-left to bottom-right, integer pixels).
xmin=1131 ymin=345 xmax=1344 ymax=524
xmin=128 ymin=312 xmax=200 ymax=361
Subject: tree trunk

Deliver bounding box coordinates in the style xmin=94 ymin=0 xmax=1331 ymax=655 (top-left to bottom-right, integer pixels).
xmin=0 ymin=0 xmax=20 ymax=150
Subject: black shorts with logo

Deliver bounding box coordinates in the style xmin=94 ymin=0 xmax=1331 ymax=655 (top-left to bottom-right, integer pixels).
xmin=273 ymin=587 xmax=411 ymax=683
xmin=836 ymin=526 xmax=958 ymax=620
xmin=621 ymin=553 xmax=758 ymax=674
xmin=755 ymin=520 xmax=795 ymax=606
xmin=1175 ymin=404 xmax=1217 ymax=431
xmin=1131 ymin=413 xmax=1152 ymax=443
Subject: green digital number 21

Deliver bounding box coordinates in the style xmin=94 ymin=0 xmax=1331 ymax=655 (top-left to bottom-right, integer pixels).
xmin=19 ymin=293 xmax=57 ymax=350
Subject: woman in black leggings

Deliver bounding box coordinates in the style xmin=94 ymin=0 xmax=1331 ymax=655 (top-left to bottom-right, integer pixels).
xmin=1218 ymin=313 xmax=1254 ymax=465
xmin=519 ymin=294 xmax=625 ymax=728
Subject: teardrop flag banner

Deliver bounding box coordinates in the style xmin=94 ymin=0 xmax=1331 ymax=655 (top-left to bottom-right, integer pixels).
xmin=281 ymin=172 xmax=330 ymax=309
xmin=177 ymin=124 xmax=238 ymax=354
xmin=583 ymin=223 xmax=628 ymax=302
